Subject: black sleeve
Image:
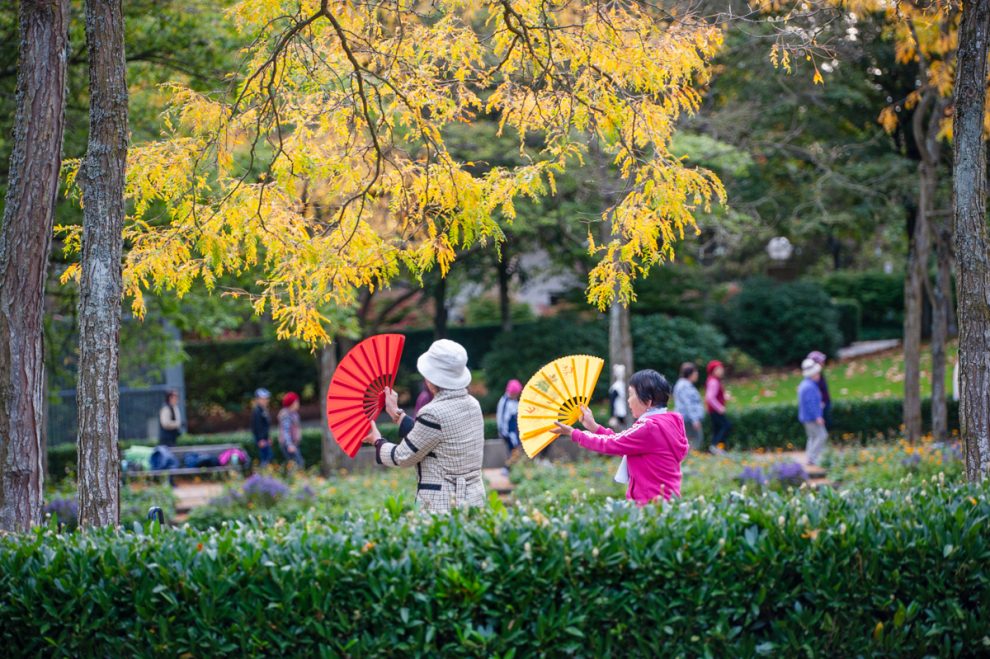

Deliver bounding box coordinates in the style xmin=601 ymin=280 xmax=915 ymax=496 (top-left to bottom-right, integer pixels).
xmin=398 ymin=414 xmax=416 ymax=439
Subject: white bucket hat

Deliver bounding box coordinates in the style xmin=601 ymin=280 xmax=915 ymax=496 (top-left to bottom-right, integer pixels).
xmin=801 ymin=358 xmax=822 ymax=378
xmin=417 ymin=339 xmax=471 ymax=390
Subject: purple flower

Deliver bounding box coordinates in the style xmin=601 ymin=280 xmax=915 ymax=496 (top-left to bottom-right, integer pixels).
xmin=939 ymin=442 xmax=962 ymax=463
xmin=295 ymin=484 xmax=316 ymax=501
xmin=736 ymin=466 xmax=769 ymax=487
xmin=773 ymin=462 xmax=808 ymax=486
xmin=901 ymin=454 xmax=922 ymax=468
xmin=44 ymin=497 xmax=78 ymax=528
xmin=242 ymin=474 xmax=289 ymax=506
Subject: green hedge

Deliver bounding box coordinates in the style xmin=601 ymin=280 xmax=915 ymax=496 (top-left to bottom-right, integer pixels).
xmin=3 ymin=484 xmax=989 ymax=655
xmin=715 ymin=398 xmax=959 ymax=450
xmin=47 ymin=418 xmax=502 ymax=481
xmin=820 ymin=270 xmax=903 ymax=337
xmin=832 ymin=297 xmax=861 ymax=346
xmin=718 ymin=278 xmax=842 ymax=366
xmin=47 ymin=398 xmax=956 ymax=479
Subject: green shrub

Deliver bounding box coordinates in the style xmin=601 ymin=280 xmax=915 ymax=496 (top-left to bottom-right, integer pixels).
xmin=482 ymin=316 xmax=609 ymax=403
xmin=462 ymin=296 xmax=535 ymax=326
xmin=630 ymin=264 xmax=710 ymax=321
xmin=631 ymin=314 xmax=727 ymax=380
xmin=716 ymin=398 xmax=959 ymax=450
xmin=820 ymin=270 xmax=903 ymax=337
xmin=3 ymin=483 xmax=989 ymax=656
xmin=832 ymin=297 xmax=862 ymax=346
xmin=720 ymin=278 xmax=842 ymax=366
xmin=184 ymin=339 xmax=318 ymax=415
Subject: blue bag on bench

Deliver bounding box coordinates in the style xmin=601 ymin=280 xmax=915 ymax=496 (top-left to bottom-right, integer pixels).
xmin=150 ymin=446 xmax=179 ymax=471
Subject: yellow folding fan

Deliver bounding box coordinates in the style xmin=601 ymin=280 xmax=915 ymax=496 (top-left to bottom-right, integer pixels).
xmin=518 ymin=354 xmax=605 ymax=458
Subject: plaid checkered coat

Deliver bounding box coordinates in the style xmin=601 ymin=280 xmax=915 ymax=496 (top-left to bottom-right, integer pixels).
xmin=375 ymin=388 xmax=486 ymax=512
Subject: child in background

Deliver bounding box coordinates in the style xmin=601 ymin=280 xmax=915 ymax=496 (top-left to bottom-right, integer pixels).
xmin=278 ymin=392 xmax=304 ymax=469
xmin=496 ymin=379 xmax=523 ymax=473
xmin=705 ymin=360 xmax=731 ymax=451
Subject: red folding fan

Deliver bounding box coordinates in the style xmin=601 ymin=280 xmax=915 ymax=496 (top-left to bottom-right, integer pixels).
xmin=325 ymin=334 xmax=406 ymax=457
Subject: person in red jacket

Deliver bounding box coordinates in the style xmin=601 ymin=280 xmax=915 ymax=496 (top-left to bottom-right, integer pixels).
xmin=705 ymin=360 xmax=731 ymax=451
xmin=551 ymin=369 xmax=689 ymax=504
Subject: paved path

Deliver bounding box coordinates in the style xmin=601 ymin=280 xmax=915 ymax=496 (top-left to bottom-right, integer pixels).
xmin=482 ymin=468 xmax=514 ymax=497
xmin=173 ymin=482 xmax=225 ymax=513
xmin=837 ymin=339 xmax=900 ymax=361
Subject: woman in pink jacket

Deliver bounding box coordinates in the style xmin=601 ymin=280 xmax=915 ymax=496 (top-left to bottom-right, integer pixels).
xmin=551 ymin=369 xmax=689 ymax=504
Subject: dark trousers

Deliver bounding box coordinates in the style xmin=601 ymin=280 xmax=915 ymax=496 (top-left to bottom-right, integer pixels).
xmin=257 ymin=441 xmax=273 ymax=466
xmin=710 ymin=412 xmax=731 ymax=448
xmin=823 ymin=401 xmax=833 ymax=431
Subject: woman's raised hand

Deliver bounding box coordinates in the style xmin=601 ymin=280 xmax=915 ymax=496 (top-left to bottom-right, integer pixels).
xmin=383 ymin=387 xmax=400 ymax=419
xmin=579 ymin=406 xmax=599 ymax=433
xmin=551 ymin=421 xmax=574 ymax=437
xmin=362 ymin=421 xmax=382 ymax=444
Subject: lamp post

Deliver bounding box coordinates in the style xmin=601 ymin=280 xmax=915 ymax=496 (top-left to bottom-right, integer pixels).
xmin=766 ymin=237 xmax=795 ymax=281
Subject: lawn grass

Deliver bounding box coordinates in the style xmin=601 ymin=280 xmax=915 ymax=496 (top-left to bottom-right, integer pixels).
xmin=726 ymin=343 xmax=957 ymax=410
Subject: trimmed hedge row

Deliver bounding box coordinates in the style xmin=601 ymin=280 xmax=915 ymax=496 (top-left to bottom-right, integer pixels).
xmin=716 ymin=398 xmax=959 ymax=450
xmin=2 ymin=484 xmax=989 ymax=655
xmin=46 ymin=398 xmax=956 ymax=479
xmin=47 ymin=418 xmax=503 ymax=481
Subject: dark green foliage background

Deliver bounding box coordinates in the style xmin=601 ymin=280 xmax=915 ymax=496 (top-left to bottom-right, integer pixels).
xmin=719 ymin=279 xmax=843 ymax=367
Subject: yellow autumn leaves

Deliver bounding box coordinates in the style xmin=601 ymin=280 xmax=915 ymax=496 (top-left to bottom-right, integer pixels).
xmin=60 ymin=0 xmax=727 ymax=345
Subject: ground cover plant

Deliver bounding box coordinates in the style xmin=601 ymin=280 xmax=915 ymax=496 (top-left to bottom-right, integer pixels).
xmin=2 ymin=481 xmax=988 ymax=656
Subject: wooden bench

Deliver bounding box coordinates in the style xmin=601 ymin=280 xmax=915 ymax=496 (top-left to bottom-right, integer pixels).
xmin=122 ymin=443 xmax=248 ymax=481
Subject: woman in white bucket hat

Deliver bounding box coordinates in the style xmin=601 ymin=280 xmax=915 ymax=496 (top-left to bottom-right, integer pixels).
xmin=364 ymin=339 xmax=486 ymax=512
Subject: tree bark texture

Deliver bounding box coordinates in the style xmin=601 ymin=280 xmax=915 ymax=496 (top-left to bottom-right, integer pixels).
xmin=497 ymin=244 xmax=512 ymax=333
xmin=930 ymin=219 xmax=953 ymax=442
xmin=433 ymin=276 xmax=447 ymax=340
xmin=903 ymin=90 xmax=944 ymax=444
xmin=608 ymin=278 xmax=634 ymax=422
xmin=0 ymin=0 xmax=70 ymax=533
xmin=77 ymin=0 xmax=128 ymax=528
xmin=952 ymin=0 xmax=990 ymax=481
xmin=319 ymin=343 xmax=343 ymax=476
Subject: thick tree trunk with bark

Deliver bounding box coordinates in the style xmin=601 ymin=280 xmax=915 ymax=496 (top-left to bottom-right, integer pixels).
xmin=77 ymin=0 xmax=128 ymax=528
xmin=952 ymin=0 xmax=990 ymax=481
xmin=930 ymin=220 xmax=953 ymax=442
xmin=319 ymin=343 xmax=343 ymax=476
xmin=609 ymin=297 xmax=633 ymax=390
xmin=0 ymin=0 xmax=70 ymax=533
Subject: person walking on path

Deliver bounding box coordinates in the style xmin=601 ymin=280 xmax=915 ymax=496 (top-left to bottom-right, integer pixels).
xmin=158 ymin=389 xmax=182 ymax=446
xmin=366 ymin=339 xmax=486 ymax=512
xmin=705 ymin=360 xmax=731 ymax=450
xmin=278 ymin=392 xmax=304 ymax=469
xmin=608 ymin=364 xmax=628 ymax=429
xmin=551 ymin=369 xmax=689 ymax=504
xmin=806 ymin=351 xmax=832 ymax=430
xmin=798 ymin=358 xmax=828 ymax=466
xmin=251 ymin=388 xmax=273 ymax=467
xmin=673 ymin=362 xmax=706 ymax=451
xmin=496 ymin=379 xmax=523 ymax=472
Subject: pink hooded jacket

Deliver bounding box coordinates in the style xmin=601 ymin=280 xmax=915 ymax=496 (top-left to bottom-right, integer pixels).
xmin=571 ymin=412 xmax=690 ymax=504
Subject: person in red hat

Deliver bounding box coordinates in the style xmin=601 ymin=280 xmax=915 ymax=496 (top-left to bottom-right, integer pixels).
xmin=705 ymin=360 xmax=731 ymax=451
xmin=278 ymin=391 xmax=304 ymax=468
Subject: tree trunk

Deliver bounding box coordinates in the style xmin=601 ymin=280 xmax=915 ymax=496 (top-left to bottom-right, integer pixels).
xmin=609 ymin=297 xmax=634 ymax=390
xmin=433 ymin=276 xmax=447 ymax=340
xmin=903 ymin=87 xmax=943 ymax=444
xmin=497 ymin=244 xmax=512 ymax=333
xmin=77 ymin=0 xmax=128 ymax=528
xmin=319 ymin=343 xmax=343 ymax=476
xmin=0 ymin=0 xmax=71 ymax=533
xmin=930 ymin=220 xmax=953 ymax=442
xmin=952 ymin=0 xmax=990 ymax=481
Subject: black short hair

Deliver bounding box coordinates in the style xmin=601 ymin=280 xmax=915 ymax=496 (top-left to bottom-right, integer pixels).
xmin=628 ymin=369 xmax=671 ymax=408
xmin=679 ymin=362 xmax=697 ymax=379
